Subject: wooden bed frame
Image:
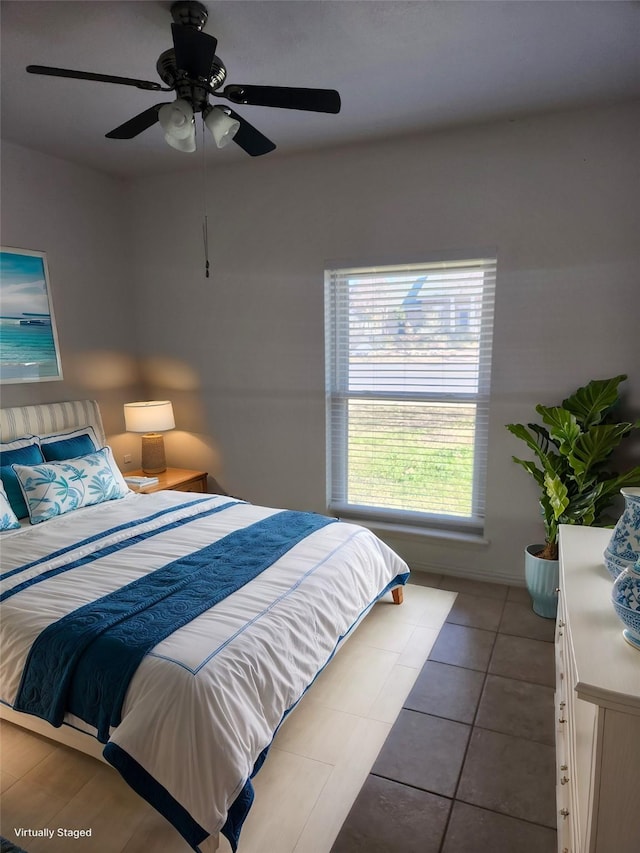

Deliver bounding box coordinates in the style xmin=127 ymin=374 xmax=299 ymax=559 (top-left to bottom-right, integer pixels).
xmin=0 ymin=399 xmax=403 ymax=852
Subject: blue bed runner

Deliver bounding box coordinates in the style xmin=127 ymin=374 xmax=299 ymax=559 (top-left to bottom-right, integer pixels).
xmin=14 ymin=509 xmax=336 ymax=742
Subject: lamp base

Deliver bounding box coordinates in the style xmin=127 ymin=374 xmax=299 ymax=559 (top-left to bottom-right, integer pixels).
xmin=141 ymin=433 xmax=167 ymax=474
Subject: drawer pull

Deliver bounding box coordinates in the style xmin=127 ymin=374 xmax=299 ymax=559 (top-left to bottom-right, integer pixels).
xmin=560 ymin=808 xmax=570 ymax=818
xmin=560 ymin=776 xmax=569 ymax=785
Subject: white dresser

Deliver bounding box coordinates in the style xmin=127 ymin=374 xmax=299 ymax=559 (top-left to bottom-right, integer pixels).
xmin=556 ymin=525 xmax=640 ymax=853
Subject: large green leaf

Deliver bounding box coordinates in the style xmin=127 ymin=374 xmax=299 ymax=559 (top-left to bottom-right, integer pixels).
xmin=544 ymin=471 xmax=569 ymax=520
xmin=536 ymin=406 xmax=581 ymax=455
xmin=506 ymin=423 xmax=539 ymax=451
xmin=562 ymin=375 xmax=627 ymax=429
xmin=538 ymin=492 xmax=557 ymax=543
xmin=506 ymin=422 xmax=567 ymax=476
xmin=526 ymin=423 xmax=553 ymax=452
xmin=580 ymin=507 xmax=596 ymax=525
xmin=595 ymin=466 xmax=640 ymax=505
xmin=612 ymin=465 xmax=640 ymax=488
xmin=568 ymin=423 xmax=635 ymax=482
xmin=512 ymin=457 xmax=545 ymax=487
xmin=545 ymin=451 xmax=568 ymax=478
xmin=564 ymin=483 xmax=603 ymax=519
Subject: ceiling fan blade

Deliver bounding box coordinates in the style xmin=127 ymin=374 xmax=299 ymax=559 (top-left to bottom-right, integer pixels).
xmin=171 ymin=23 xmax=217 ymax=80
xmin=220 ymin=85 xmax=341 ymax=114
xmin=26 ymin=65 xmax=163 ymax=91
xmin=105 ymin=104 xmax=170 ymax=139
xmin=225 ymin=109 xmax=276 ymax=157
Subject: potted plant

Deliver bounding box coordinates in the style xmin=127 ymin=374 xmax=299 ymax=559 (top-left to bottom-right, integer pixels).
xmin=506 ymin=374 xmax=640 ymax=618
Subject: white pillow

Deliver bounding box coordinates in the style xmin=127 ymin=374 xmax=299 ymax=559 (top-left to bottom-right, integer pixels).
xmin=0 ymin=434 xmax=41 ymax=452
xmin=13 ymin=446 xmax=129 ymax=524
xmin=40 ymin=425 xmax=99 ymax=462
xmin=0 ymin=480 xmax=20 ymax=530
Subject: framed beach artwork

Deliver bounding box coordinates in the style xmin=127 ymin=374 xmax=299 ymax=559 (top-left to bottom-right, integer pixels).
xmin=0 ymin=247 xmax=63 ymax=383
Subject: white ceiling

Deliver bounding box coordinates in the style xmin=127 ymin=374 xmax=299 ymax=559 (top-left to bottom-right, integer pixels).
xmin=2 ymin=0 xmax=639 ymax=178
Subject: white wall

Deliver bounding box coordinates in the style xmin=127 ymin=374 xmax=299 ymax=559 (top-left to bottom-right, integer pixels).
xmin=3 ymin=103 xmax=637 ymax=584
xmin=0 ymin=141 xmax=144 ymax=451
xmin=127 ymin=101 xmax=640 ymax=584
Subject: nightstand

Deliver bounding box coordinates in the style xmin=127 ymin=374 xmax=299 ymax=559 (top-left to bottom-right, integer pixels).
xmin=126 ymin=467 xmax=209 ymax=494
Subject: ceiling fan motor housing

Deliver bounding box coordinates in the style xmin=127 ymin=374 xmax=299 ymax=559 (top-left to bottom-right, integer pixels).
xmin=156 ymin=49 xmax=227 ymax=112
xmin=171 ymin=1 xmax=208 ymax=31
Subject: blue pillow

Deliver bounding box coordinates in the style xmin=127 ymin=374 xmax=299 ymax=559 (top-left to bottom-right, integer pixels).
xmin=0 ymin=438 xmax=45 ymax=519
xmin=41 ymin=426 xmax=99 ymax=462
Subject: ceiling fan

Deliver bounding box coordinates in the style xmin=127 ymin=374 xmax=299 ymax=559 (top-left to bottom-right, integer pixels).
xmin=25 ymin=0 xmax=341 ymax=156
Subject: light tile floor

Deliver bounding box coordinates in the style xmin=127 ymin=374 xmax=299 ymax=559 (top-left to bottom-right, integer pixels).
xmin=0 ymin=583 xmax=456 ymax=853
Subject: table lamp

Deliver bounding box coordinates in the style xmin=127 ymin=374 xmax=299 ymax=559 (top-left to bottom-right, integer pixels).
xmin=124 ymin=400 xmax=175 ymax=474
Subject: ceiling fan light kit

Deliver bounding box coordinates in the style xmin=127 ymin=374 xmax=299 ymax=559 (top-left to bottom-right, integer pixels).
xmin=204 ymin=106 xmax=240 ymax=149
xmin=25 ymin=0 xmax=341 ymax=157
xmin=158 ymin=99 xmax=197 ymax=151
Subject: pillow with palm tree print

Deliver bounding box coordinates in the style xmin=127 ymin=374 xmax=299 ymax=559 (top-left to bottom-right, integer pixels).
xmin=13 ymin=446 xmax=129 ymax=524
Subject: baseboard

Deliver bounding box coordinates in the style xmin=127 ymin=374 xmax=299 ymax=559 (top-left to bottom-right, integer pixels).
xmin=408 ymin=559 xmax=525 ymax=588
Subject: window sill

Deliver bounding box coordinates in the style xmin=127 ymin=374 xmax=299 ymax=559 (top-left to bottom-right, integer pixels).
xmin=345 ymin=517 xmax=490 ymax=548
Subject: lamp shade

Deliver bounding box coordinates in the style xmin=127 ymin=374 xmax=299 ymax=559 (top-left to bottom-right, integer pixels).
xmin=159 ymin=99 xmax=196 ymax=153
xmin=204 ymin=106 xmax=240 ymax=149
xmin=124 ymin=401 xmax=175 ymax=433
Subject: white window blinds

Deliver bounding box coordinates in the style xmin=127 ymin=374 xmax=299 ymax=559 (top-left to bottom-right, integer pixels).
xmin=325 ymin=257 xmax=496 ymax=533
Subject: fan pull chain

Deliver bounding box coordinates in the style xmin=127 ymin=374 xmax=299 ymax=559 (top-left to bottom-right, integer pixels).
xmin=201 ymin=118 xmax=210 ymax=278
xmin=203 ymin=215 xmax=210 ymax=278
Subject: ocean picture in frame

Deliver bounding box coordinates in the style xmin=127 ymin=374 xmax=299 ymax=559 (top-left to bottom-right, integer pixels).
xmin=0 ymin=247 xmax=63 ymax=383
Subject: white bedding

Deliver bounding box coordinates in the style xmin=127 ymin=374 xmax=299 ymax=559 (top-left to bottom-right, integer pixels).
xmin=0 ymin=490 xmax=409 ymax=850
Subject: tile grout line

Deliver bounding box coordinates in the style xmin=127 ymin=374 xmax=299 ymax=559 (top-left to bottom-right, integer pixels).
xmin=331 ymin=583 xmax=558 ymax=852
xmin=444 ymin=796 xmax=560 ymax=832
xmin=353 ymin=583 xmax=508 ymax=852
xmin=366 ymin=770 xmax=558 ymax=834
xmin=434 ymin=590 xmax=507 ymax=853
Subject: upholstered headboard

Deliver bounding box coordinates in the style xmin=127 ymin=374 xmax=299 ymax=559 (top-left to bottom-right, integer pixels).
xmin=0 ymin=400 xmax=106 ymax=445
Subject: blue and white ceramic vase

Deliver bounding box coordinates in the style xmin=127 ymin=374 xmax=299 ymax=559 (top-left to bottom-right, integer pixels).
xmin=603 ymin=487 xmax=640 ymax=579
xmin=611 ymin=557 xmax=640 ymax=651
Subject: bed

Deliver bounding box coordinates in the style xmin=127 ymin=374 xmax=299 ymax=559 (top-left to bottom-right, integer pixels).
xmin=0 ymin=400 xmax=409 ymax=852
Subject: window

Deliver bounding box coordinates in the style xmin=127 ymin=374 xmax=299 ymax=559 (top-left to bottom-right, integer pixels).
xmin=325 ymin=256 xmax=496 ymax=534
